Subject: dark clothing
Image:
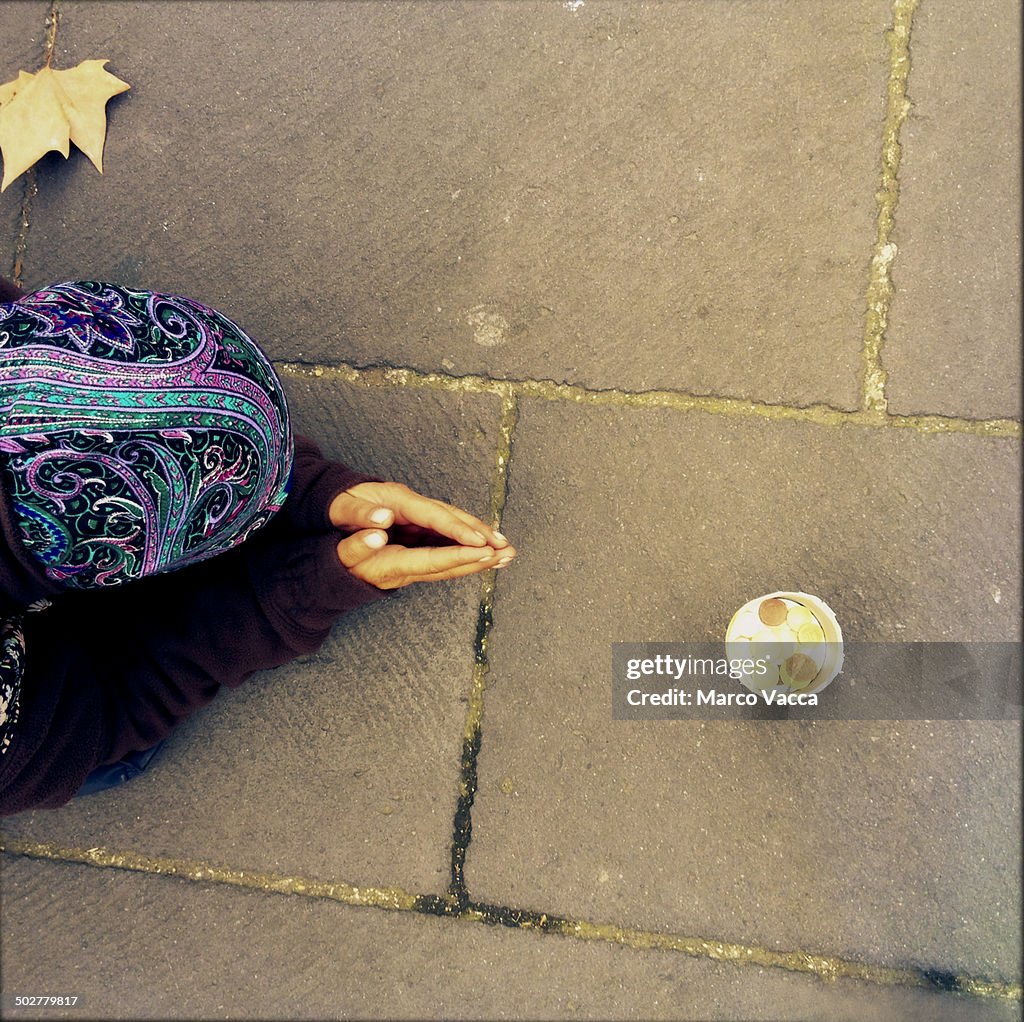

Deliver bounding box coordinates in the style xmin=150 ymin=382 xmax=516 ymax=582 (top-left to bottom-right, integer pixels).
xmin=0 ymin=277 xmax=390 ymax=815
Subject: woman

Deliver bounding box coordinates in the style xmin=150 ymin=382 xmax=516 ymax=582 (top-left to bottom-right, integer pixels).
xmin=0 ymin=277 xmax=513 ymax=815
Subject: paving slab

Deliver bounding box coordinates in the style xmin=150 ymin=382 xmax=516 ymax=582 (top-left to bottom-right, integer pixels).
xmin=17 ymin=0 xmax=890 ymax=408
xmin=0 ymin=1 xmax=50 ymax=270
xmin=0 ymin=378 xmax=502 ymax=895
xmin=469 ymin=398 xmax=1022 ymax=983
xmin=886 ymin=0 xmax=1022 ymax=420
xmin=2 ymin=856 xmax=1020 ymax=1021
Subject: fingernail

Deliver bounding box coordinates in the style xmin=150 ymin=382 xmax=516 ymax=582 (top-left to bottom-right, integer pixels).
xmin=471 ymin=530 xmax=487 ymax=544
xmin=497 ymin=557 xmax=513 ymax=567
xmin=370 ymin=508 xmax=391 ymax=524
xmin=493 ymin=532 xmax=508 ymax=545
xmin=365 ymin=531 xmax=387 ymax=549
xmin=479 ymin=552 xmax=495 ymax=562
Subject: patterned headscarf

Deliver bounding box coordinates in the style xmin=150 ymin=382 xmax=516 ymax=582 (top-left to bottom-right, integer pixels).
xmin=0 ymin=280 xmax=293 ymax=586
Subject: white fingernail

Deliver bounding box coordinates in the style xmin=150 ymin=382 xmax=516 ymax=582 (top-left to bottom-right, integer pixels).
xmin=370 ymin=508 xmax=391 ymax=524
xmin=493 ymin=532 xmax=508 ymax=544
xmin=471 ymin=531 xmax=487 ymax=544
xmin=365 ymin=532 xmax=387 ymax=549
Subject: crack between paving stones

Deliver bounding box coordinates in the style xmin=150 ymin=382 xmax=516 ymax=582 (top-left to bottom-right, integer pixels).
xmin=10 ymin=173 xmax=35 ymax=289
xmin=443 ymin=388 xmax=518 ymax=913
xmin=277 ymin=363 xmax=1021 ymax=439
xmin=9 ymin=3 xmax=59 ymax=284
xmin=43 ymin=1 xmax=61 ymax=69
xmin=860 ymin=0 xmax=918 ymax=417
xmin=1 ymin=840 xmax=1019 ymax=1004
xmin=0 ymin=840 xmax=418 ymax=911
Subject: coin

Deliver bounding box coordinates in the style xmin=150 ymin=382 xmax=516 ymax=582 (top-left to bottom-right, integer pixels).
xmin=786 ymin=605 xmax=814 ymax=630
xmin=797 ymin=622 xmax=826 ymax=645
xmin=730 ymin=610 xmax=761 ymax=639
xmin=781 ymin=652 xmax=819 ymax=689
xmin=758 ymin=598 xmax=789 ymax=626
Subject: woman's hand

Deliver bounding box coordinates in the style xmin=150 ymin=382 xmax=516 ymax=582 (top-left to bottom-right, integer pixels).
xmin=329 ymin=481 xmax=516 ymax=590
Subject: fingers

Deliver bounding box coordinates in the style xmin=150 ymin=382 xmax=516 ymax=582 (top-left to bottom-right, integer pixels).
xmin=335 ymin=529 xmax=391 ymax=571
xmin=433 ymin=500 xmax=510 ymax=549
xmin=413 ymin=558 xmax=505 ymax=584
xmin=328 ymin=492 xmax=396 ymax=532
xmin=342 ymin=482 xmax=506 ymax=549
xmin=385 ymin=544 xmax=506 ymax=577
xmin=388 ymin=493 xmax=490 ymax=548
xmin=336 ymin=531 xmax=517 ymax=590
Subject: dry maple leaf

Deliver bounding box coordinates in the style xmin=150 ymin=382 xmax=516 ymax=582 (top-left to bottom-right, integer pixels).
xmin=0 ymin=59 xmax=130 ymax=192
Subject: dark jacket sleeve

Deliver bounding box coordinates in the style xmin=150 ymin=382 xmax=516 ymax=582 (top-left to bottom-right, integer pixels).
xmin=0 ymin=437 xmax=391 ymax=815
xmin=0 ymin=276 xmax=24 ymax=303
xmin=283 ymin=433 xmax=382 ymax=533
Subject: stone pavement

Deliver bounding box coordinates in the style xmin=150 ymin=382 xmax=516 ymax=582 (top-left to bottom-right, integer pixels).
xmin=0 ymin=1 xmax=1020 ymax=1019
